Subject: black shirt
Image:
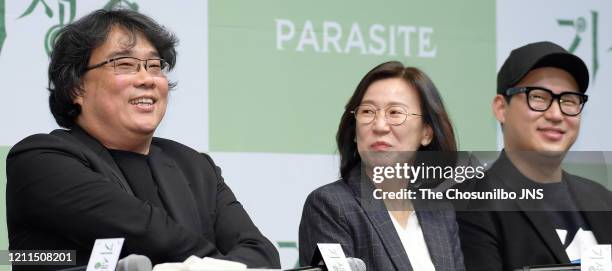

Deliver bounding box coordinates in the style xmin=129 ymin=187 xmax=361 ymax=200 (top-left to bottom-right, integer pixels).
xmin=536 ymin=181 xmax=595 ymax=263
xmin=513 ymin=160 xmax=596 ymax=263
xmin=108 ymin=149 xmax=166 ymax=210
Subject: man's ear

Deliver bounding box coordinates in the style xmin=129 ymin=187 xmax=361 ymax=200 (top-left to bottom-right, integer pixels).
xmin=73 ymin=95 xmax=83 ymax=105
xmin=492 ymin=95 xmax=507 ymax=124
xmin=73 ymin=86 xmax=85 ymax=105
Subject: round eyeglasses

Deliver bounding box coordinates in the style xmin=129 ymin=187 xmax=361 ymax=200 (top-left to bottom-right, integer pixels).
xmin=505 ymin=87 xmax=588 ymax=116
xmin=86 ymin=56 xmax=169 ymax=77
xmin=351 ymin=105 xmax=422 ymax=126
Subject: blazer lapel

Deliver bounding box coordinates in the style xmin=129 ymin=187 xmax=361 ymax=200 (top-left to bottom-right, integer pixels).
xmin=147 ymin=145 xmax=202 ymax=233
xmin=69 ymin=127 xmax=134 ymax=194
xmin=566 ymin=175 xmax=612 ymax=244
xmin=347 ymin=168 xmax=413 ymax=271
xmin=492 ymin=153 xmax=570 ymax=263
xmin=519 ymin=209 xmax=571 ymax=263
xmin=414 ymin=204 xmax=451 ymax=271
xmin=581 ymin=212 xmax=612 ymax=244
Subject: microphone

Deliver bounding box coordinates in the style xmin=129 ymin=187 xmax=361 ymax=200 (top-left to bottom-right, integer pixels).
xmin=516 ymin=263 xmax=580 ymax=270
xmin=116 ymin=254 xmax=152 ymax=271
xmin=56 ymin=266 xmax=86 ymax=271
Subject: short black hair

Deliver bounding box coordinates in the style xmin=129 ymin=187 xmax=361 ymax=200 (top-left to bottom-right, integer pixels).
xmin=336 ymin=61 xmax=457 ymax=180
xmin=48 ymin=9 xmax=178 ymax=128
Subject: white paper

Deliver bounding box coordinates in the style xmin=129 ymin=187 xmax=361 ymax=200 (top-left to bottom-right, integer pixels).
xmin=317 ymin=243 xmax=352 ymax=271
xmin=86 ymin=238 xmax=125 ymax=271
xmin=581 ymin=244 xmax=611 ymax=271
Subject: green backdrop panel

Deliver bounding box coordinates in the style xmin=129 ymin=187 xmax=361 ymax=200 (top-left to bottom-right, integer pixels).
xmin=209 ymin=0 xmax=497 ymax=154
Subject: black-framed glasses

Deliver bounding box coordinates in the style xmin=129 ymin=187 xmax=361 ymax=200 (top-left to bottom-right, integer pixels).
xmin=350 ymin=105 xmax=422 ymax=126
xmin=86 ymin=56 xmax=169 ymax=77
xmin=505 ymin=87 xmax=588 ymax=116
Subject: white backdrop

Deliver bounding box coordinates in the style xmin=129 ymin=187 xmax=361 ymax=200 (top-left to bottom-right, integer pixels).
xmin=1 ymin=1 xmax=611 ymax=270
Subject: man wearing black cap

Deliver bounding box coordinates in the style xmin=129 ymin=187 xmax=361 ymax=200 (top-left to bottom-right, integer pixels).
xmin=456 ymin=41 xmax=612 ymax=271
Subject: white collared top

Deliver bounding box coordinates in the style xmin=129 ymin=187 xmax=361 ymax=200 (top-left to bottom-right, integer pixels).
xmin=389 ymin=211 xmax=436 ymax=271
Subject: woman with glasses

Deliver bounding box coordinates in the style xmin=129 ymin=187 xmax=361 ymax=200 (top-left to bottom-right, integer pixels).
xmin=299 ymin=61 xmax=464 ymax=270
xmin=6 ymin=9 xmax=279 ymax=270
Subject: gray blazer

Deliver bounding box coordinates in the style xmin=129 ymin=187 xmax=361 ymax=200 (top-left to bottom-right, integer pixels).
xmin=299 ymin=168 xmax=465 ymax=271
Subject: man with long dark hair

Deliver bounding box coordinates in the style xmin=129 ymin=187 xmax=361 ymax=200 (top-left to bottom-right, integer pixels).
xmin=6 ymin=9 xmax=279 ymax=270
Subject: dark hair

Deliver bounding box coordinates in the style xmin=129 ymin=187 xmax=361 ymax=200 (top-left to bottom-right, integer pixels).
xmin=336 ymin=61 xmax=457 ymax=180
xmin=48 ymin=9 xmax=178 ymax=128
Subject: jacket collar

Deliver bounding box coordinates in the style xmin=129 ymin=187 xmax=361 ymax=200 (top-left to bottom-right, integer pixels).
xmin=69 ymin=126 xmax=134 ymax=194
xmin=68 ymin=127 xmax=202 ymax=233
xmin=563 ymin=173 xmax=612 ymax=246
xmin=488 ymin=151 xmax=570 ymax=263
xmin=147 ymin=144 xmax=202 ymax=233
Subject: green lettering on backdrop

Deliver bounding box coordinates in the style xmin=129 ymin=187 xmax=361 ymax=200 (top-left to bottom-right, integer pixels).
xmin=592 ymin=11 xmax=598 ymax=81
xmin=0 ymin=0 xmax=5 ymax=54
xmin=557 ymin=11 xmax=600 ymax=81
xmin=18 ymin=0 xmax=138 ymax=55
xmin=19 ymin=0 xmax=77 ymax=55
xmin=210 ymin=0 xmax=496 ymax=154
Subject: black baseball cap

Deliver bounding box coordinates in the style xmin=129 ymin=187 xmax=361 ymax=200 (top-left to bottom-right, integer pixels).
xmin=497 ymin=41 xmax=589 ymax=94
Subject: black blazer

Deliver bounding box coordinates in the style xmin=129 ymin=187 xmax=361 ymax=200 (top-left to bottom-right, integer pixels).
xmin=6 ymin=127 xmax=280 ymax=270
xmin=456 ymin=152 xmax=612 ymax=271
xmin=299 ymin=167 xmax=465 ymax=271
